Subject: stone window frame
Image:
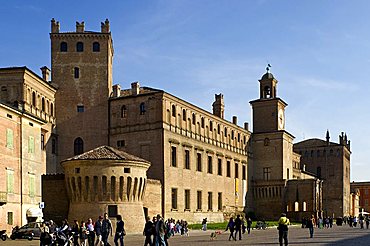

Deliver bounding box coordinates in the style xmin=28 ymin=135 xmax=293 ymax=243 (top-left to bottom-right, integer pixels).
xmin=171 ymin=188 xmax=178 ymax=210
xmin=184 ymin=189 xmax=190 ymax=211
xmin=207 ymin=191 xmax=213 ymax=211
xmin=93 ymin=42 xmax=100 ymax=52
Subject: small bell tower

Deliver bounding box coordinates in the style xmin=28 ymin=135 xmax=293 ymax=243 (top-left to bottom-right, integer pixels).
xmin=259 ymin=64 xmax=278 ymax=99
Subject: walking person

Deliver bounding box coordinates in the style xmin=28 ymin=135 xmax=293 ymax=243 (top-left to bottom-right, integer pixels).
xmin=202 ymin=218 xmax=207 ymax=231
xmin=72 ymin=220 xmax=80 ymax=246
xmin=234 ymin=215 xmax=242 ymax=240
xmin=114 ymin=215 xmax=125 ymax=246
xmin=277 ymin=213 xmax=290 ymax=246
xmin=143 ymin=216 xmax=154 ymax=246
xmin=155 ymin=214 xmax=166 ymax=246
xmin=306 ymin=215 xmax=316 ymax=238
xmin=80 ymin=221 xmax=88 ymax=246
xmin=86 ymin=218 xmax=95 ymax=246
xmin=246 ymin=217 xmax=252 ymax=234
xmin=225 ymin=217 xmax=236 ymax=241
xmin=94 ymin=216 xmax=103 ymax=246
xmin=102 ymin=213 xmax=113 ymax=246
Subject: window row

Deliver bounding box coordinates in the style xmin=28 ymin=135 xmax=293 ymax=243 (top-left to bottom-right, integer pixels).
xmin=170 ymin=104 xmax=247 ymax=144
xmin=286 ymin=201 xmax=307 ymax=212
xmin=6 ymin=169 xmax=35 ymax=197
xmin=28 ymin=89 xmax=54 ymax=116
xmin=119 ymin=103 xmax=146 ymax=118
xmin=60 ymin=41 xmax=100 ymax=52
xmin=170 ymin=146 xmax=246 ymax=179
xmin=299 ymin=148 xmax=341 ymax=158
xmin=171 ymin=188 xmax=223 ymax=212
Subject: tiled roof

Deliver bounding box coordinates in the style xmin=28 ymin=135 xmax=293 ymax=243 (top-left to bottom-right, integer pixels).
xmin=294 ymin=138 xmax=339 ymax=148
xmin=62 ymin=145 xmax=150 ymax=163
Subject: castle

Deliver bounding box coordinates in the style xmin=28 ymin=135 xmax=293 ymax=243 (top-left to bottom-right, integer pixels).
xmin=0 ymin=19 xmax=351 ymax=232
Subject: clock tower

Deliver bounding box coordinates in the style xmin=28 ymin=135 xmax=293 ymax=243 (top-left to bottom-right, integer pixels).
xmin=250 ymin=71 xmax=287 ymax=133
xmin=249 ymin=69 xmax=295 ymax=181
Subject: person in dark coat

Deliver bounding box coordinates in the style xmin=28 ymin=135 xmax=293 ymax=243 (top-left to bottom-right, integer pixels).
xmin=225 ymin=217 xmax=236 ymax=241
xmin=143 ymin=216 xmax=154 ymax=246
xmin=234 ymin=215 xmax=242 ymax=240
xmin=114 ymin=215 xmax=125 ymax=246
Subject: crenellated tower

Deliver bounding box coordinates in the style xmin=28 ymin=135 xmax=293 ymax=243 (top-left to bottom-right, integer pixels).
xmin=50 ymin=19 xmax=113 ymax=170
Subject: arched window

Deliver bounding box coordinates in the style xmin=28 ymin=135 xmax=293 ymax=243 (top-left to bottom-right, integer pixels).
xmin=32 ymin=92 xmax=36 ymax=107
xmin=74 ymin=137 xmax=84 ymax=155
xmin=192 ymin=113 xmax=196 ymax=125
xmin=294 ymin=201 xmax=299 ymax=211
xmin=264 ymin=86 xmax=271 ymax=98
xmin=217 ymin=125 xmax=220 ymax=134
xmin=76 ymin=42 xmax=84 ymax=52
xmin=140 ymin=103 xmax=146 ymax=115
xmin=121 ymin=105 xmax=127 ymax=118
xmin=172 ymin=105 xmax=176 ymax=117
xmin=182 ymin=109 xmax=186 ymax=121
xmin=224 ymin=127 xmax=227 ymax=137
xmin=201 ymin=117 xmax=204 ymax=128
xmin=93 ymin=42 xmax=100 ymax=52
xmin=41 ymin=98 xmax=45 ymax=111
xmin=60 ymin=42 xmax=68 ymax=52
xmin=74 ymin=67 xmax=80 ymax=78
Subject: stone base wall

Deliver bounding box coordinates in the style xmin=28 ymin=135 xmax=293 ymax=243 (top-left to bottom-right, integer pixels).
xmin=143 ymin=179 xmax=162 ymax=219
xmin=68 ymin=202 xmax=145 ymax=233
xmin=42 ymin=174 xmax=69 ymax=225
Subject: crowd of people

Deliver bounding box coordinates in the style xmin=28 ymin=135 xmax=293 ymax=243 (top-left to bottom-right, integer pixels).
xmin=143 ymin=215 xmax=189 ymax=246
xmin=39 ymin=212 xmax=125 ymax=246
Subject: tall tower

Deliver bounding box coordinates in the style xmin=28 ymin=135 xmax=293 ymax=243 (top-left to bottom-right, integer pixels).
xmin=250 ymin=69 xmax=294 ymax=181
xmin=50 ymin=19 xmax=113 ymax=170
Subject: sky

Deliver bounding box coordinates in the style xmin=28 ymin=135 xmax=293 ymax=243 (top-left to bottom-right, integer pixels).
xmin=0 ymin=0 xmax=368 ymax=181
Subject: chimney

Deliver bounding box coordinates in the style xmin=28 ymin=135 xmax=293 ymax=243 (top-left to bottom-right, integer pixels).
xmin=131 ymin=82 xmax=140 ymax=96
xmin=40 ymin=66 xmax=51 ymax=82
xmin=212 ymin=93 xmax=224 ymax=119
xmin=244 ymin=122 xmax=249 ymax=131
xmin=51 ymin=18 xmax=60 ymax=33
xmin=232 ymin=116 xmax=237 ymax=125
xmin=76 ymin=21 xmax=85 ymax=33
xmin=112 ymin=84 xmax=121 ymax=97
xmin=101 ymin=19 xmax=110 ymax=33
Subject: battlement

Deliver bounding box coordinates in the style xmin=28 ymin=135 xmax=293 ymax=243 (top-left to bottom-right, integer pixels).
xmin=50 ymin=18 xmax=110 ymax=34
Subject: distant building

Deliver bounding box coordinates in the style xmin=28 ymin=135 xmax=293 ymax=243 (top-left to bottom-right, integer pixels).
xmin=351 ymin=181 xmax=370 ymax=214
xmin=294 ymin=132 xmax=351 ymax=218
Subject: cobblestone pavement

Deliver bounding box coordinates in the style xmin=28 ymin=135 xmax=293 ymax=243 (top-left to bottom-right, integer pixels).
xmin=2 ymin=225 xmax=370 ymax=245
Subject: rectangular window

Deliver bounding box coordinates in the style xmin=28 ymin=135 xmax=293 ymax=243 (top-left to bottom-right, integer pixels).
xmin=185 ymin=189 xmax=190 ymax=210
xmin=117 ymin=140 xmax=125 ymax=147
xmin=7 ymin=169 xmax=14 ymax=193
xmin=197 ymin=191 xmax=202 ymax=210
xmin=235 ymin=163 xmax=239 ymax=178
xmin=184 ymin=150 xmax=190 ymax=169
xmin=210 ymin=121 xmax=213 ymax=131
xmin=77 ymin=105 xmax=84 ymax=113
xmin=41 ymin=134 xmax=45 ymax=150
xmin=108 ymin=205 xmax=118 ymax=217
xmin=28 ymin=136 xmax=35 ymax=153
xmin=217 ymin=158 xmax=222 ymax=176
xmin=171 ymin=188 xmax=178 ymax=210
xmin=29 ymin=174 xmax=35 ymax=197
xmin=208 ymin=192 xmax=213 ymax=211
xmin=7 ymin=212 xmax=13 ymax=225
xmin=207 ymin=156 xmax=213 ymax=174
xmin=218 ymin=192 xmax=222 ymax=211
xmin=242 ymin=165 xmax=246 ymax=180
xmin=171 ymin=146 xmax=177 ymax=167
xmin=197 ymin=153 xmax=202 ymax=171
xmin=226 ymin=161 xmax=231 ymax=177
xmin=263 ymin=167 xmax=271 ymax=180
xmin=6 ymin=129 xmax=14 ymax=149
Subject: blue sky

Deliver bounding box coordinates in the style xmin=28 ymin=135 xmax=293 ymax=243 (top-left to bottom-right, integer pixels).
xmin=0 ymin=0 xmax=368 ymax=181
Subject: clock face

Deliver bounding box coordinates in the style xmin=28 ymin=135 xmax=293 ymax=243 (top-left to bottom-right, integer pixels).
xmin=278 ymin=108 xmax=285 ymax=129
